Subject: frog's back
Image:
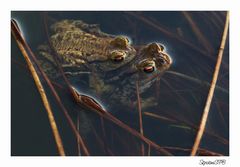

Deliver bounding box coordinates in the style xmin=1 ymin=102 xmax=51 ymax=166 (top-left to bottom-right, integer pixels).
xmin=38 ymin=19 xmax=136 ymax=73
xmin=50 ymin=20 xmax=115 ymax=63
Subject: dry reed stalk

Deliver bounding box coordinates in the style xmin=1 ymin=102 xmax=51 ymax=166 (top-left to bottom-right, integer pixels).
xmin=182 ymin=12 xmax=214 ymax=54
xmin=12 ymin=19 xmax=90 ymax=156
xmin=143 ymin=112 xmax=178 ymax=123
xmin=12 ymin=58 xmax=65 ymax=91
xmin=155 ymin=77 xmax=161 ymax=100
xmin=11 ymin=20 xmax=65 ymax=156
xmin=147 ymin=144 xmax=151 ymax=156
xmin=190 ymin=12 xmax=229 ymax=156
xmin=100 ymin=117 xmax=108 ymax=154
xmin=136 ymin=81 xmax=145 ymax=155
xmin=163 ymin=146 xmax=223 ymax=156
xmin=76 ymin=114 xmax=81 ymax=155
xmin=13 ymin=56 xmax=93 ymax=155
xmin=42 ymin=16 xmax=91 ymax=155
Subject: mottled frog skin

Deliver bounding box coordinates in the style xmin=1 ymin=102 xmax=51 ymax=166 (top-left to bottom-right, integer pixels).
xmin=37 ymin=19 xmax=172 ymax=112
xmin=38 ymin=19 xmax=136 ymax=77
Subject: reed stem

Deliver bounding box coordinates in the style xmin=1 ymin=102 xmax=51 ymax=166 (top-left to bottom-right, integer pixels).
xmin=11 ymin=20 xmax=65 ymax=156
xmin=136 ymin=81 xmax=145 ymax=155
xmin=190 ymin=11 xmax=229 ymax=156
xmin=12 ymin=19 xmax=90 ymax=156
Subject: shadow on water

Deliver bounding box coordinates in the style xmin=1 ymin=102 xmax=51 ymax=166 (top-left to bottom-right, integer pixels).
xmin=11 ymin=11 xmax=229 ymax=156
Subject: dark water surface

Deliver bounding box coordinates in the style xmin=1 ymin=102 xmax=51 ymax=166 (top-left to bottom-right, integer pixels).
xmin=11 ymin=11 xmax=229 ymax=156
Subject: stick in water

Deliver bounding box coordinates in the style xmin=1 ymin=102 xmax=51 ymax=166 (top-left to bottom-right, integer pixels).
xmin=190 ymin=11 xmax=229 ymax=156
xmin=11 ymin=19 xmax=65 ymax=156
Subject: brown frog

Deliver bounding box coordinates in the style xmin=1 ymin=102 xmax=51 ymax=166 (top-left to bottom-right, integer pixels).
xmin=38 ymin=19 xmax=136 ymax=78
xmin=37 ymin=19 xmax=172 ymax=112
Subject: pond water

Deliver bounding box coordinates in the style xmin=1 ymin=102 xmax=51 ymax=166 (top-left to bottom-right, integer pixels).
xmin=11 ymin=11 xmax=229 ymax=156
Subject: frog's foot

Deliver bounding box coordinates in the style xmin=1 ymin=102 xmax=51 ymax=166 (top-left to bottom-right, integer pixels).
xmin=37 ymin=58 xmax=59 ymax=79
xmin=89 ymin=76 xmax=114 ymax=96
xmin=134 ymin=97 xmax=158 ymax=111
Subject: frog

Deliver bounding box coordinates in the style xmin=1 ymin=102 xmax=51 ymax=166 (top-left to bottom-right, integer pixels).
xmin=98 ymin=42 xmax=172 ymax=112
xmin=37 ymin=19 xmax=137 ymax=78
xmin=37 ymin=19 xmax=172 ymax=113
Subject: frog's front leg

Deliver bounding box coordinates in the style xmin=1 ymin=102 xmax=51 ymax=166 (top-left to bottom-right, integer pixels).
xmin=37 ymin=44 xmax=60 ymax=78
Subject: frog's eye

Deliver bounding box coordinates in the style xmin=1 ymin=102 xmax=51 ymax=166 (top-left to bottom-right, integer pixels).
xmin=157 ymin=52 xmax=172 ymax=66
xmin=158 ymin=58 xmax=166 ymax=65
xmin=110 ymin=36 xmax=129 ymax=49
xmin=110 ymin=50 xmax=126 ymax=62
xmin=159 ymin=44 xmax=165 ymax=51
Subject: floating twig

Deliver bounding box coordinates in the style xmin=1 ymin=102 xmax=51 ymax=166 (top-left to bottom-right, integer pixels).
xmin=76 ymin=114 xmax=81 ymax=155
xmin=136 ymin=81 xmax=145 ymax=155
xmin=190 ymin=11 xmax=229 ymax=156
xmin=163 ymin=146 xmax=223 ymax=156
xmin=147 ymin=144 xmax=151 ymax=156
xmin=42 ymin=14 xmax=90 ymax=155
xmin=143 ymin=112 xmax=178 ymax=123
xmin=100 ymin=117 xmax=108 ymax=155
xmin=11 ymin=20 xmax=65 ymax=156
xmin=12 ymin=19 xmax=90 ymax=156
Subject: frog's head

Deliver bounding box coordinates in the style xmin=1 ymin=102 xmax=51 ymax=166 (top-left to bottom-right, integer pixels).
xmin=128 ymin=42 xmax=172 ymax=92
xmin=107 ymin=36 xmax=136 ymax=67
xmin=95 ymin=36 xmax=136 ymax=72
xmin=135 ymin=42 xmax=172 ymax=75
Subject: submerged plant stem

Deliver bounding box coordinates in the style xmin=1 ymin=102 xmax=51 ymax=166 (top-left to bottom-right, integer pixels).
xmin=12 ymin=19 xmax=90 ymax=156
xmin=190 ymin=11 xmax=229 ymax=156
xmin=136 ymin=81 xmax=145 ymax=155
xmin=11 ymin=20 xmax=65 ymax=156
xmin=42 ymin=14 xmax=90 ymax=155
